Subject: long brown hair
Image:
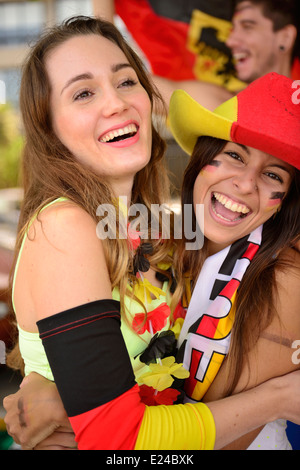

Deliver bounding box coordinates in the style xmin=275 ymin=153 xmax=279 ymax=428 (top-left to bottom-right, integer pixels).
xmin=173 ymin=136 xmax=300 ymax=394
xmin=8 ymin=16 xmax=173 ymax=371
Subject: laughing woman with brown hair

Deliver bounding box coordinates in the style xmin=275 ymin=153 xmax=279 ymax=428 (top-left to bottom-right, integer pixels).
xmin=169 ymin=72 xmax=300 ymax=449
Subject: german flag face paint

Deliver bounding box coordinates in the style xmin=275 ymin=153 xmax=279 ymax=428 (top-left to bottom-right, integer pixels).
xmin=201 ymin=160 xmax=222 ymax=175
xmin=266 ymin=191 xmax=285 ymax=212
xmin=207 ymin=160 xmax=222 ymax=169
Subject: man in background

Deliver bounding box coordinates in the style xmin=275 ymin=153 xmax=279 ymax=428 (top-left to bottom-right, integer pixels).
xmin=227 ymin=0 xmax=299 ymax=83
xmin=92 ymin=0 xmax=237 ymax=110
xmin=93 ymin=0 xmax=299 ymax=109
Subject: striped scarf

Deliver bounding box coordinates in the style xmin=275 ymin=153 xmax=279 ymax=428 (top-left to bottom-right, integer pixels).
xmin=177 ymin=226 xmax=262 ymax=403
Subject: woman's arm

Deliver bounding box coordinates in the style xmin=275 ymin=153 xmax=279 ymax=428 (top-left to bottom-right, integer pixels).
xmin=204 ymin=249 xmax=300 ymax=449
xmin=207 ymin=372 xmax=300 ymax=449
xmin=9 ymin=208 xmax=300 ymax=450
xmin=15 ymin=202 xmax=113 ymax=332
xmin=151 ymin=76 xmax=234 ymax=111
xmin=92 ymin=0 xmax=115 ymax=22
xmin=4 ymin=368 xmax=300 ymax=450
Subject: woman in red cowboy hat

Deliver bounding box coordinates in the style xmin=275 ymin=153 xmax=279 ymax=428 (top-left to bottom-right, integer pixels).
xmin=169 ymin=72 xmax=300 ymax=449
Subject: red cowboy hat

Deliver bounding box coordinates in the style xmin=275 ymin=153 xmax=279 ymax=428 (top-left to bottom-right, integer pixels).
xmin=169 ymin=72 xmax=300 ymax=170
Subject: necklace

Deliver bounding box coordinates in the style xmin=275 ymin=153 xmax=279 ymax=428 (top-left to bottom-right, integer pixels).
xmin=127 ymin=227 xmax=189 ymax=405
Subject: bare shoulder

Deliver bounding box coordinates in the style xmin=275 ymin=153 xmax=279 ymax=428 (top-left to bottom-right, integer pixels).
xmin=275 ymin=247 xmax=300 ymax=299
xmin=272 ymin=247 xmax=300 ymax=336
xmin=18 ymin=200 xmax=112 ymax=323
xmin=277 ymin=245 xmax=300 ymax=267
xmin=28 ymin=199 xmax=98 ymax=247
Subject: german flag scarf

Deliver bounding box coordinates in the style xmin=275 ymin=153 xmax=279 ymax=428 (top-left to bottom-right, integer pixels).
xmin=177 ymin=225 xmax=262 ymax=403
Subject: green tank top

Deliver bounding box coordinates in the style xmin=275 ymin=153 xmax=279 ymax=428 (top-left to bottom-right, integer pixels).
xmin=13 ymin=198 xmax=172 ymax=381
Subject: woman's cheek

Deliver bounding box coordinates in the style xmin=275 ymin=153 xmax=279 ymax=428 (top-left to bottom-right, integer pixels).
xmin=200 ymin=160 xmax=222 ymax=176
xmin=265 ymin=191 xmax=285 ymax=212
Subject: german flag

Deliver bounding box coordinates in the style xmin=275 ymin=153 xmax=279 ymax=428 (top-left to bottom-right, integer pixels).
xmin=115 ymin=0 xmax=244 ymax=91
xmin=180 ymin=236 xmax=260 ymax=402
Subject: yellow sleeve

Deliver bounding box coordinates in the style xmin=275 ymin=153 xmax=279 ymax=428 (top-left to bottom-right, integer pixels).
xmin=135 ymin=402 xmax=215 ymax=450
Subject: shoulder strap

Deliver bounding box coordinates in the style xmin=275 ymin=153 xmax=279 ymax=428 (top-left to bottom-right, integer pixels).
xmin=12 ymin=197 xmax=69 ymax=313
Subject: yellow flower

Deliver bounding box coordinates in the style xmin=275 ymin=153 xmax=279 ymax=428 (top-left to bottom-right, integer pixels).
xmin=171 ymin=318 xmax=184 ymax=339
xmin=133 ymin=278 xmax=166 ymax=304
xmin=157 ymin=261 xmax=172 ymax=271
xmin=139 ymin=356 xmax=189 ymax=391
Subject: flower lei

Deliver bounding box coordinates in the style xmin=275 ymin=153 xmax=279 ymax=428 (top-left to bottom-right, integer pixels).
xmin=127 ymin=225 xmax=189 ymax=406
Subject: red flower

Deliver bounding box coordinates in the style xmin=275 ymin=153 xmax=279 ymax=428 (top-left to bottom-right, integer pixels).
xmin=127 ymin=223 xmax=141 ymax=250
xmin=132 ymin=303 xmax=170 ymax=335
xmin=139 ymin=385 xmax=180 ymax=406
xmin=173 ymin=301 xmax=187 ymax=322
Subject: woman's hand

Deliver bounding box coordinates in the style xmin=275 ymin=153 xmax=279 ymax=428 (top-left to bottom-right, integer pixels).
xmin=274 ymin=370 xmax=300 ymax=425
xmin=32 ymin=428 xmax=77 ymax=450
xmin=3 ymin=372 xmax=76 ymax=450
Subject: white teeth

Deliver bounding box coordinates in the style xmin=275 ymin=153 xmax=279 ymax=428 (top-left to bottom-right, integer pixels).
xmin=100 ymin=123 xmax=137 ymax=142
xmin=213 ymin=192 xmax=250 ymax=214
xmin=233 ymin=52 xmax=248 ymax=61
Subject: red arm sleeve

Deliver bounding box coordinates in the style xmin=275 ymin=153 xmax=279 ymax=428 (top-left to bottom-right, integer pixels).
xmin=37 ymin=299 xmax=215 ymax=450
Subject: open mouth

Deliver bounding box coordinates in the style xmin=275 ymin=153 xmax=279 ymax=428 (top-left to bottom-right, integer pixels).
xmin=211 ymin=192 xmax=251 ymax=222
xmin=99 ymin=123 xmax=138 ymax=143
xmin=233 ymin=51 xmax=249 ymax=66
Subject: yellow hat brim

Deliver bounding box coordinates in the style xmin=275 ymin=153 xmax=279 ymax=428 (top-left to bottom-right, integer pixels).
xmin=168 ymin=90 xmax=238 ymax=155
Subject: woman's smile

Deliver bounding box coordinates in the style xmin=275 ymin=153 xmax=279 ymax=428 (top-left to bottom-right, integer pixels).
xmin=210 ymin=191 xmax=251 ymax=224
xmin=47 ymin=34 xmax=152 ymax=190
xmin=98 ymin=121 xmax=139 ymax=144
xmin=193 ymin=142 xmax=292 ymax=253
